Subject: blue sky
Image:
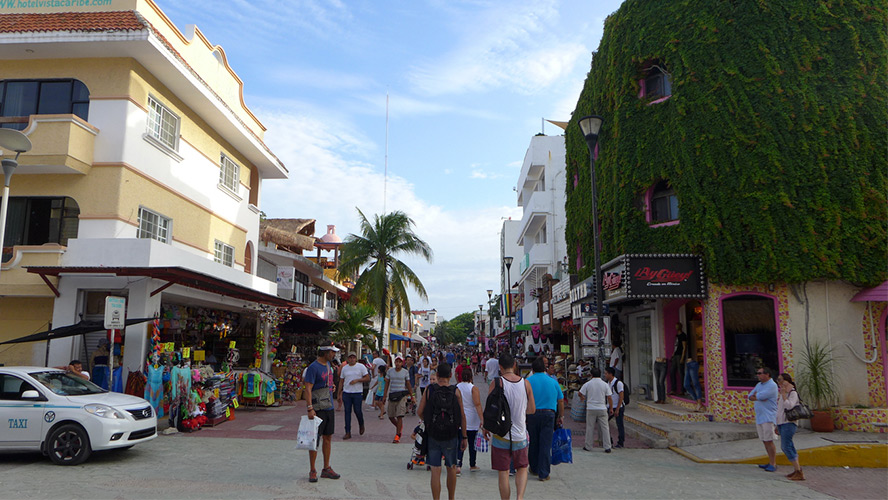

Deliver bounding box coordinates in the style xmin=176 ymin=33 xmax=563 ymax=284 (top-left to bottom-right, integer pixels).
xmin=154 ymin=0 xmax=624 ymax=320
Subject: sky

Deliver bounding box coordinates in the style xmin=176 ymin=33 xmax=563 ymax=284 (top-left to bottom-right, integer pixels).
xmin=154 ymin=0 xmax=625 ymax=320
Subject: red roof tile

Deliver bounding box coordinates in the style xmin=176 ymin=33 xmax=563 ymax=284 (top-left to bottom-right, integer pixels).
xmin=0 ymin=11 xmax=145 ymax=33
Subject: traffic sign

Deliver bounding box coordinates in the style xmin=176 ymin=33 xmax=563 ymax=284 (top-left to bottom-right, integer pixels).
xmin=104 ymin=296 xmax=126 ymax=330
xmin=582 ymin=316 xmax=611 ymax=346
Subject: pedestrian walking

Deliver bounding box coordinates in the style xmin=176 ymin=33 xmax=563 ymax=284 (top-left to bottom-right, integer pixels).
xmin=777 ymin=372 xmax=805 ymax=480
xmin=609 ymin=340 xmax=624 ymax=381
xmin=418 ymin=362 xmax=468 ymax=500
xmin=371 ymin=365 xmax=387 ymax=419
xmin=303 ymin=342 xmax=341 ymax=483
xmin=668 ymin=323 xmax=688 ymax=395
xmin=456 ymin=367 xmax=484 ymax=474
xmin=337 ymin=352 xmax=370 ymax=439
xmin=485 ymin=352 xmax=500 ymax=383
xmin=455 ymin=357 xmax=469 ymax=384
xmin=384 ymin=354 xmax=414 ymax=443
xmin=748 ymin=366 xmax=779 ymax=472
xmin=418 ymin=357 xmax=432 ymax=396
xmin=578 ymin=366 xmax=613 ymax=453
xmin=527 ymin=356 xmax=564 ymax=481
xmin=484 ymin=352 xmax=535 ymax=500
xmin=604 ymin=367 xmax=625 ymax=448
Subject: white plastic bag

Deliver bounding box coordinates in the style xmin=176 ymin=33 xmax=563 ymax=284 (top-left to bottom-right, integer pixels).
xmin=296 ymin=415 xmax=323 ymax=451
xmin=364 ymin=389 xmax=375 ymax=407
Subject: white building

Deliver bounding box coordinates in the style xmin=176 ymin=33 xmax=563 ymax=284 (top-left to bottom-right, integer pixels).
xmin=514 ymin=134 xmax=567 ymax=327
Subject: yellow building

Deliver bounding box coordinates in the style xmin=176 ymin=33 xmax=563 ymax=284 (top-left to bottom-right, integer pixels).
xmin=0 ymin=0 xmax=290 ymax=373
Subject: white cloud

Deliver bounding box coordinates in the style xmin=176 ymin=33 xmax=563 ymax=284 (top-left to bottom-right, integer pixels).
xmin=407 ymin=1 xmax=588 ymax=96
xmin=470 ymin=170 xmax=502 ymax=180
xmin=257 ymin=103 xmax=521 ymax=319
xmin=266 ymin=67 xmax=376 ymax=91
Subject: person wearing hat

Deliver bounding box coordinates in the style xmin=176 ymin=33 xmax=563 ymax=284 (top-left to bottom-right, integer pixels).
xmin=337 ymin=352 xmax=370 ymax=439
xmin=384 ymin=354 xmax=414 ymax=443
xmin=304 ymin=342 xmax=341 ymax=483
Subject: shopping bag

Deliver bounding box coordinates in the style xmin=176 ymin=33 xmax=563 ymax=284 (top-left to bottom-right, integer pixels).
xmin=475 ymin=433 xmax=489 ymax=453
xmin=364 ymin=389 xmax=375 ymax=407
xmin=551 ymin=427 xmax=572 ymax=465
xmin=296 ymin=415 xmax=323 ymax=451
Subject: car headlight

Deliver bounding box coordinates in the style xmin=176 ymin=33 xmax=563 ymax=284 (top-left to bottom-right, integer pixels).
xmin=83 ymin=404 xmax=126 ymax=419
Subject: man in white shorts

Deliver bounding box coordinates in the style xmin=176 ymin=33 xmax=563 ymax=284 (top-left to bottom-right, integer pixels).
xmin=748 ymin=367 xmax=779 ymax=472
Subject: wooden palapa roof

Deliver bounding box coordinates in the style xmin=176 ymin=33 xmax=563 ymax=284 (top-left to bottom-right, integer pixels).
xmin=259 ymin=218 xmax=316 ymax=253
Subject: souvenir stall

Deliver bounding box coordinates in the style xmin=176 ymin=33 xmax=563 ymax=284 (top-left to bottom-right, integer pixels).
xmin=275 ymin=309 xmax=332 ymax=404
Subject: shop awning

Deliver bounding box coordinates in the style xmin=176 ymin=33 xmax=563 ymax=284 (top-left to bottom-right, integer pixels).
xmin=390 ymin=332 xmax=411 ymax=342
xmin=0 ymin=317 xmax=155 ymax=345
xmin=411 ymin=334 xmax=429 ymax=344
xmin=27 ymin=266 xmax=298 ymax=308
xmin=292 ymin=306 xmax=326 ymax=321
xmin=851 ymin=281 xmax=888 ymax=302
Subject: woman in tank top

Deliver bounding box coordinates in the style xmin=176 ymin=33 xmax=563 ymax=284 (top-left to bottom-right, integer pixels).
xmin=456 ymin=367 xmax=484 ymax=473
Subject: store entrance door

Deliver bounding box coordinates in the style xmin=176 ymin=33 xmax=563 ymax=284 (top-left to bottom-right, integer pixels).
xmin=628 ymin=311 xmax=653 ymax=398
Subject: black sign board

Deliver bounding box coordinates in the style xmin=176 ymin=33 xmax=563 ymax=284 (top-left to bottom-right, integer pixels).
xmin=602 ymin=254 xmax=707 ymax=302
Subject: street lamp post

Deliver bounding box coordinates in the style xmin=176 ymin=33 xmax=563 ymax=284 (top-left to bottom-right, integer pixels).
xmin=486 ymin=289 xmax=493 ymax=349
xmin=0 ymin=129 xmax=33 ymax=279
xmin=577 ymin=115 xmax=605 ymax=371
xmin=503 ymin=256 xmax=514 ymax=354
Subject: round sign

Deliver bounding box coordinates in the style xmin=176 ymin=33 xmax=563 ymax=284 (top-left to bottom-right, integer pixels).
xmin=583 ymin=318 xmax=609 ymax=345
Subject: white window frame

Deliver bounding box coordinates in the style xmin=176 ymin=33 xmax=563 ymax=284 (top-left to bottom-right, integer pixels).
xmin=219 ymin=153 xmax=241 ymax=194
xmin=145 ymin=96 xmax=180 ymax=152
xmin=534 ymin=222 xmax=547 ymax=244
xmin=214 ymin=240 xmax=235 ymax=267
xmin=137 ymin=207 xmax=171 ymax=244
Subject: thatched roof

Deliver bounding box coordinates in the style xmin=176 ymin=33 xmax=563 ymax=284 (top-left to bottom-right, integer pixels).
xmin=259 ymin=218 xmax=316 ymax=253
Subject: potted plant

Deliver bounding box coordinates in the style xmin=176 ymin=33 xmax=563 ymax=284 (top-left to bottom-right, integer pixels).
xmin=797 ymin=339 xmax=839 ymax=432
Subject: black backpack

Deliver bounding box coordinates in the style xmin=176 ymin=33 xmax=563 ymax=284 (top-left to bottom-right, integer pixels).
xmin=428 ymin=385 xmax=460 ymax=441
xmin=483 ymin=377 xmax=512 ymax=437
xmin=615 ymin=378 xmax=630 ymax=406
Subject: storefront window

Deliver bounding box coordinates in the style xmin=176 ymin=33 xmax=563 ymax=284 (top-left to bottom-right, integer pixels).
xmin=721 ymin=295 xmax=779 ymax=387
xmin=2 ymin=197 xmax=79 ymax=261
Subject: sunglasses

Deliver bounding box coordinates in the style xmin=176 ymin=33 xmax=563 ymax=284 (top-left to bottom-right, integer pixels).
xmin=756 ymin=371 xmax=764 ymax=375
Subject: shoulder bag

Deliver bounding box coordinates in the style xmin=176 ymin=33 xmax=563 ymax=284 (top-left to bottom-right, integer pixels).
xmin=784 ymin=390 xmax=813 ymax=421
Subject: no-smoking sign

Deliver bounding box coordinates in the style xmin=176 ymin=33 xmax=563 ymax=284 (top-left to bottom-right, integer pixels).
xmin=582 ymin=317 xmax=610 ymax=346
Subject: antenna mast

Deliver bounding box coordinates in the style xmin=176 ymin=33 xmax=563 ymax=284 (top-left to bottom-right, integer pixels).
xmin=384 ymin=93 xmax=389 ymax=214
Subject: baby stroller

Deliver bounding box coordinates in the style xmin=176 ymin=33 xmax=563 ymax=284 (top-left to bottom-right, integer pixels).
xmin=407 ymin=421 xmax=430 ymax=470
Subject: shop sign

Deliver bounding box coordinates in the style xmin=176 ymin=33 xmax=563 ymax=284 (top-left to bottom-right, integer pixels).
xmin=626 ymin=254 xmax=706 ymax=299
xmin=103 ymin=296 xmax=126 ymax=329
xmin=581 ymin=316 xmax=610 ymax=346
xmin=582 ymin=346 xmax=597 ymax=358
xmin=560 ymin=344 xmax=570 ymax=353
xmin=580 ymin=302 xmax=610 ymax=315
xmin=602 ymin=259 xmax=628 ymax=303
xmin=276 ymin=266 xmax=295 ymax=290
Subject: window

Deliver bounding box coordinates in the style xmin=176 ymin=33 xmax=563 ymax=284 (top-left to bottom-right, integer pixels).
xmin=2 ymin=197 xmax=79 ymax=261
xmin=649 ymin=180 xmax=679 ymax=223
xmin=146 ymin=96 xmax=180 ymax=151
xmin=535 ymin=172 xmax=546 ymax=192
xmin=534 ymin=223 xmax=547 ymax=244
xmin=137 ymin=207 xmax=171 ymax=243
xmin=642 ymin=64 xmax=672 ymax=99
xmin=722 ymin=295 xmax=780 ymax=387
xmin=325 ymin=292 xmax=336 ymax=309
xmin=293 ymin=270 xmax=309 ymax=304
xmin=0 ymin=374 xmax=39 ymax=400
xmin=214 ymin=240 xmax=234 ymax=267
xmin=0 ymin=79 xmax=89 ymax=130
xmin=310 ymin=287 xmax=323 ymax=309
xmin=219 ymin=154 xmax=240 ymax=193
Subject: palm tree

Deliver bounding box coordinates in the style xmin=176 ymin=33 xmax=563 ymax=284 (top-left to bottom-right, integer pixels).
xmin=339 ymin=209 xmax=433 ymax=351
xmin=331 ymin=301 xmax=376 ymax=350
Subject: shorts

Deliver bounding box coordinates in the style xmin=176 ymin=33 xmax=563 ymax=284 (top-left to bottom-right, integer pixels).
xmin=315 ymin=409 xmax=335 ymax=441
xmin=491 ymin=443 xmax=529 ymax=471
xmin=387 ymin=396 xmax=407 ymax=417
xmin=427 ymin=436 xmax=459 ymax=468
xmin=756 ymin=422 xmax=776 ymax=442
xmin=374 ymin=394 xmax=384 ymax=402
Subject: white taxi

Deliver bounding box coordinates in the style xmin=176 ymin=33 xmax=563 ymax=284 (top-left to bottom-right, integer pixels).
xmin=0 ymin=366 xmax=157 ymax=465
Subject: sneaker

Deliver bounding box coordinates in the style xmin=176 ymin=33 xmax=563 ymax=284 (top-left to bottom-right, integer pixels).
xmin=321 ymin=467 xmax=341 ymax=480
xmin=614 ymin=444 xmax=624 ymax=449
xmin=758 ymin=464 xmax=770 ymax=469
xmin=763 ymin=464 xmax=777 ymax=472
xmin=509 ymin=470 xmax=516 ymax=477
xmin=583 ymin=446 xmax=593 ymax=452
xmin=360 ymin=424 xmax=365 ymax=435
xmin=785 ymin=471 xmax=796 ymax=478
xmin=393 ymin=434 xmax=401 ymax=443
xmin=605 ymin=449 xmax=612 ymax=453
xmin=470 ymin=466 xmax=481 ymax=472
xmin=309 ymin=470 xmax=318 ymax=483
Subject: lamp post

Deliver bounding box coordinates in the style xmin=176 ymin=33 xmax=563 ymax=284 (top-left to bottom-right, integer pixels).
xmin=486 ymin=289 xmax=493 ymax=348
xmin=577 ymin=115 xmax=605 ymax=371
xmin=503 ymin=256 xmax=514 ymax=354
xmin=0 ymin=129 xmax=33 ymax=279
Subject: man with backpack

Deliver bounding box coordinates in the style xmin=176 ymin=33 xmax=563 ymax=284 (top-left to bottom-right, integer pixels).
xmin=605 ymin=366 xmax=626 ymax=449
xmin=482 ymin=352 xmax=536 ymax=500
xmin=418 ymin=362 xmax=468 ymax=500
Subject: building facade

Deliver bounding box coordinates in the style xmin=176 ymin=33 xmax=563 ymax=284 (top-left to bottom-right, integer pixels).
xmin=564 ymin=1 xmax=886 ymax=429
xmin=0 ymin=0 xmax=289 ymax=375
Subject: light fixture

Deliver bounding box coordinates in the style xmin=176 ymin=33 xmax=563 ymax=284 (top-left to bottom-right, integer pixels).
xmin=578 ymin=115 xmax=604 ymax=145
xmin=0 ymin=129 xmax=32 ymax=278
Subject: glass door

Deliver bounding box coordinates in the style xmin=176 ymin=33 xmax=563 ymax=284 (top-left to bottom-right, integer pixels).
xmin=628 ymin=312 xmax=653 ymax=395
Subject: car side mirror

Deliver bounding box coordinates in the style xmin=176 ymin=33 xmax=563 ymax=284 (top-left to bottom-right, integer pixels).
xmin=21 ymin=390 xmax=45 ymax=401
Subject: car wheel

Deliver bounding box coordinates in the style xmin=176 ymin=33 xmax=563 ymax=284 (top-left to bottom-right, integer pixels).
xmin=47 ymin=424 xmax=91 ymax=465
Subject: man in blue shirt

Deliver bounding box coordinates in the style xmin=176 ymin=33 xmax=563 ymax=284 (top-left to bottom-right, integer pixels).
xmin=748 ymin=366 xmax=779 ymax=472
xmin=304 ymin=342 xmax=341 ymax=483
xmin=526 ymin=356 xmax=564 ymax=481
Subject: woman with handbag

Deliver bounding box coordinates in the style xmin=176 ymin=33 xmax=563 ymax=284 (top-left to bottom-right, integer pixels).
xmin=776 ymin=373 xmax=804 ymax=481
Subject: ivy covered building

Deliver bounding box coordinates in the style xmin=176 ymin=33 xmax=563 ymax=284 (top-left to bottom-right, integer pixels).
xmin=565 ymin=0 xmax=886 ymax=428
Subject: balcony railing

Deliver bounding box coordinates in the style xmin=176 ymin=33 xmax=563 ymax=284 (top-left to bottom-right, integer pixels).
xmin=3 ymin=114 xmax=98 ymax=174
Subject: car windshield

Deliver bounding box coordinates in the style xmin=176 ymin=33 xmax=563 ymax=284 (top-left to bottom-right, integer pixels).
xmin=29 ymin=371 xmax=106 ymax=396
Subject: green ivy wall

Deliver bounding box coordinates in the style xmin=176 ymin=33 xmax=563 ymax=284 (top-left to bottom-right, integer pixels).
xmin=565 ymin=0 xmax=886 ymax=287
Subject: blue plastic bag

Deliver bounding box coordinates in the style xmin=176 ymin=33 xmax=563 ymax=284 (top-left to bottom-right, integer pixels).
xmin=551 ymin=427 xmax=573 ymax=465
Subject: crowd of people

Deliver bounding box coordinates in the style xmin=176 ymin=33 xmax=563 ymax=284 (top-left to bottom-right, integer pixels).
xmin=301 ymin=342 xmax=806 ymax=499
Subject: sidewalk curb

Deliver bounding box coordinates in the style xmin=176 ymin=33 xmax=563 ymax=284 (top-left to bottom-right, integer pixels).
xmin=669 ymin=443 xmax=888 ymax=468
